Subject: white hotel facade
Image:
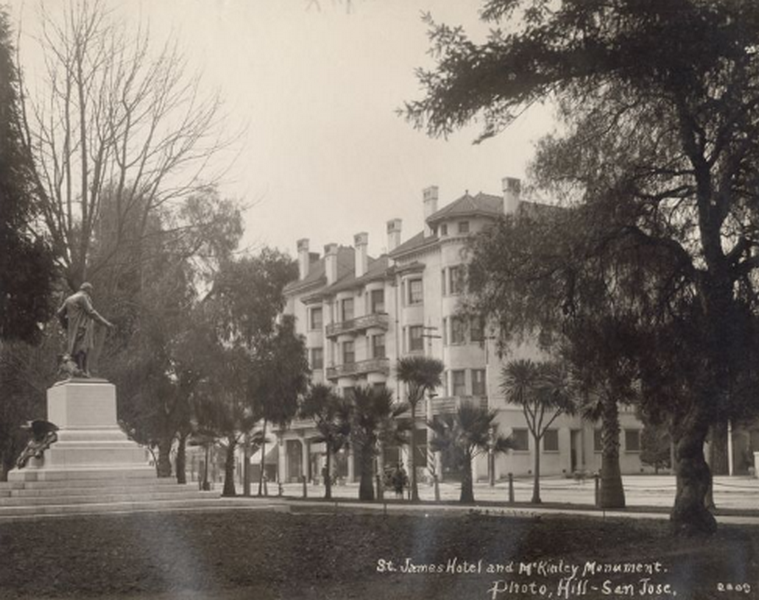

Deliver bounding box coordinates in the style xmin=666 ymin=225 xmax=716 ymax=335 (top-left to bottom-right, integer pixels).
xmin=276 ymin=178 xmax=645 ymax=485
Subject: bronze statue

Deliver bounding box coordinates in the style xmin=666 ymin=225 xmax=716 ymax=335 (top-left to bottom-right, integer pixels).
xmin=56 ymin=282 xmax=114 ymax=378
xmin=16 ymin=420 xmax=59 ymax=469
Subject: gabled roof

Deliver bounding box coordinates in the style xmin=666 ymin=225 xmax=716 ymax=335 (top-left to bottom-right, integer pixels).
xmin=283 ymin=246 xmax=355 ymax=296
xmin=326 ymin=254 xmax=390 ymax=294
xmin=388 ymin=231 xmax=439 ymax=259
xmin=426 ymin=192 xmax=503 ymax=226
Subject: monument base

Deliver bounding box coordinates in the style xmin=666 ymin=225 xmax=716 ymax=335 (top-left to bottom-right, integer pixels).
xmin=8 ymin=379 xmax=154 ymax=483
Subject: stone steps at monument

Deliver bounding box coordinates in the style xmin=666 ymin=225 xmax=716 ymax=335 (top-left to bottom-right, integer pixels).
xmin=0 ymin=497 xmax=289 ymax=520
xmin=0 ymin=475 xmax=178 ymax=490
xmin=0 ymin=489 xmax=218 ymax=506
xmin=1 ymin=482 xmax=206 ymax=498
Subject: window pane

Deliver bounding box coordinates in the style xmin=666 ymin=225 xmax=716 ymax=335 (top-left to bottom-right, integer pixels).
xmin=458 ymin=221 xmax=470 ymax=234
xmin=594 ymin=430 xmax=603 ymax=453
xmin=450 ymin=317 xmax=466 ymax=344
xmin=543 ymin=429 xmax=559 ymax=452
xmin=310 ymin=307 xmax=323 ymax=330
xmin=449 ymin=266 xmax=462 ymax=295
xmin=408 ymin=279 xmax=423 ymax=305
xmin=452 ymin=370 xmax=466 ymax=396
xmin=311 ymin=347 xmax=323 ymax=369
xmin=343 ymin=341 xmax=355 ymax=364
xmin=625 ymin=429 xmax=641 ymax=452
xmin=440 ymin=224 xmax=448 ymax=236
xmin=470 ymin=317 xmax=484 ymax=343
xmin=511 ymin=428 xmax=529 ymax=451
xmin=342 ymin=298 xmax=354 ymax=321
xmin=372 ymin=334 xmax=386 ymax=359
xmin=409 ymin=326 xmax=424 ymax=352
xmin=370 ymin=289 xmax=385 ymax=313
xmin=471 ymin=369 xmax=486 ymax=396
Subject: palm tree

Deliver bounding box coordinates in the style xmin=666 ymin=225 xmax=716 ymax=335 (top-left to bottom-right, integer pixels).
xmin=428 ymin=401 xmax=514 ymax=503
xmin=396 ymin=356 xmax=444 ymax=501
xmin=350 ymin=385 xmax=410 ymax=501
xmin=299 ymin=383 xmax=352 ymax=500
xmin=577 ymin=384 xmax=633 ymax=509
xmin=501 ymin=359 xmax=576 ymax=504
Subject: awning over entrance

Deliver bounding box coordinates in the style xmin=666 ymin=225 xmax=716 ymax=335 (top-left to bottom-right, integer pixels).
xmin=251 ymin=446 xmax=279 ymax=465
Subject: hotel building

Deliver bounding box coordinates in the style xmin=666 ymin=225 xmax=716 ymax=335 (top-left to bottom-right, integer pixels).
xmin=276 ymin=178 xmax=646 ymax=485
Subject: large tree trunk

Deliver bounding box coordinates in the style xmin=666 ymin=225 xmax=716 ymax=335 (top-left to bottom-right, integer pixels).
xmin=460 ymin=451 xmax=475 ymax=503
xmin=324 ymin=447 xmax=332 ymax=500
xmin=156 ymin=436 xmax=173 ymax=478
xmin=175 ymin=433 xmax=187 ymax=484
xmin=222 ymin=437 xmax=237 ymax=497
xmin=531 ymin=435 xmax=542 ymax=504
xmin=671 ymin=404 xmax=717 ymax=536
xmin=599 ymin=396 xmax=626 ymax=509
xmin=358 ymin=443 xmax=375 ymax=501
xmin=409 ymin=403 xmax=419 ymax=501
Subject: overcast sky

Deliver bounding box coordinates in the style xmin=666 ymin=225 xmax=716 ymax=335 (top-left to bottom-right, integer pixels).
xmin=14 ymin=0 xmax=554 ymax=260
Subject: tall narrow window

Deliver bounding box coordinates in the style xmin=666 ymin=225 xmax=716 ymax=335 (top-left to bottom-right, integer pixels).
xmin=341 ymin=298 xmax=354 ymax=322
xmin=625 ymin=430 xmax=641 ymax=452
xmin=309 ymin=307 xmax=323 ymax=330
xmin=342 ymin=340 xmax=355 ymax=365
xmin=408 ymin=279 xmax=423 ymax=305
xmin=470 ymin=317 xmax=484 ymax=343
xmin=409 ymin=325 xmax=424 ymax=352
xmin=370 ymin=289 xmax=385 ymax=313
xmin=471 ymin=369 xmax=486 ymax=396
xmin=450 ymin=317 xmax=466 ymax=345
xmin=310 ymin=347 xmax=324 ymax=370
xmin=451 ymin=370 xmax=466 ymax=396
xmin=449 ymin=265 xmax=462 ymax=295
xmin=372 ymin=334 xmax=386 ymax=359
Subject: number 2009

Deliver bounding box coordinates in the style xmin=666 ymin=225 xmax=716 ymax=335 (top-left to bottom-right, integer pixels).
xmin=717 ymin=583 xmax=752 ymax=594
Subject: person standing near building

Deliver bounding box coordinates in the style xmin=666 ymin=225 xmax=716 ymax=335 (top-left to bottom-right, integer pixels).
xmin=57 ymin=282 xmax=115 ymax=377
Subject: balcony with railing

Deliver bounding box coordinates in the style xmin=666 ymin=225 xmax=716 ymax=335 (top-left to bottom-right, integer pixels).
xmin=326 ymin=312 xmax=389 ymax=337
xmin=432 ymin=395 xmax=489 ymax=415
xmin=326 ymin=357 xmax=390 ymax=380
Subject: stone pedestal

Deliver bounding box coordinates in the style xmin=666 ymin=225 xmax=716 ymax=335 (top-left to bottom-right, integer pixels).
xmin=9 ymin=379 xmax=154 ymax=482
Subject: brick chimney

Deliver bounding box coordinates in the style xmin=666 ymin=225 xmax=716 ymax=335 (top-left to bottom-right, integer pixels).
xmin=387 ymin=219 xmax=402 ymax=252
xmin=502 ymin=177 xmax=521 ymax=214
xmin=354 ymin=232 xmax=368 ymax=278
xmin=423 ymin=185 xmax=438 ymax=236
xmin=324 ymin=243 xmax=338 ymax=285
xmin=297 ymin=238 xmax=310 ymax=280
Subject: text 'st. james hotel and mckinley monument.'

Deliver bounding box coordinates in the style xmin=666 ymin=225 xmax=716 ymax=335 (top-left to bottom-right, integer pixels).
xmin=277 ymin=177 xmax=647 ymax=485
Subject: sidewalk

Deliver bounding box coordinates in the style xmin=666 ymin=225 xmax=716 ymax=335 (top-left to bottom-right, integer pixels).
xmin=265 ymin=473 xmax=759 ymax=525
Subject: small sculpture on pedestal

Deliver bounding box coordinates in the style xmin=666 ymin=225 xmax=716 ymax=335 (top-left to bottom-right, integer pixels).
xmin=56 ymin=282 xmax=115 ymax=378
xmin=16 ymin=420 xmax=59 ymax=469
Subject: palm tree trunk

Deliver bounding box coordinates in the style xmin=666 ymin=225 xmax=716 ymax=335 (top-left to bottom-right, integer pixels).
xmin=531 ymin=436 xmax=542 ymax=504
xmin=358 ymin=443 xmax=374 ymax=501
xmin=325 ymin=447 xmax=332 ymax=500
xmin=222 ymin=437 xmax=237 ymax=497
xmin=175 ymin=433 xmax=188 ymax=484
xmin=599 ymin=396 xmax=625 ymax=509
xmin=671 ymin=402 xmax=717 ymax=536
xmin=409 ymin=402 xmax=419 ymax=501
xmin=258 ymin=420 xmax=267 ymax=496
xmin=460 ymin=450 xmax=475 ymax=503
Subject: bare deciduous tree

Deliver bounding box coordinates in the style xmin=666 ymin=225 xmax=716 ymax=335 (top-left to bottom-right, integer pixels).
xmin=18 ymin=0 xmax=234 ymax=289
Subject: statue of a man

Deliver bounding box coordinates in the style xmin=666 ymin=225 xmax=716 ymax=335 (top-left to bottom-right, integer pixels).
xmin=57 ymin=282 xmax=114 ymax=378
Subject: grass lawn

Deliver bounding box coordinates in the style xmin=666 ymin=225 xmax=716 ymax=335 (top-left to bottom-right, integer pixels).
xmin=0 ymin=508 xmax=757 ymax=600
